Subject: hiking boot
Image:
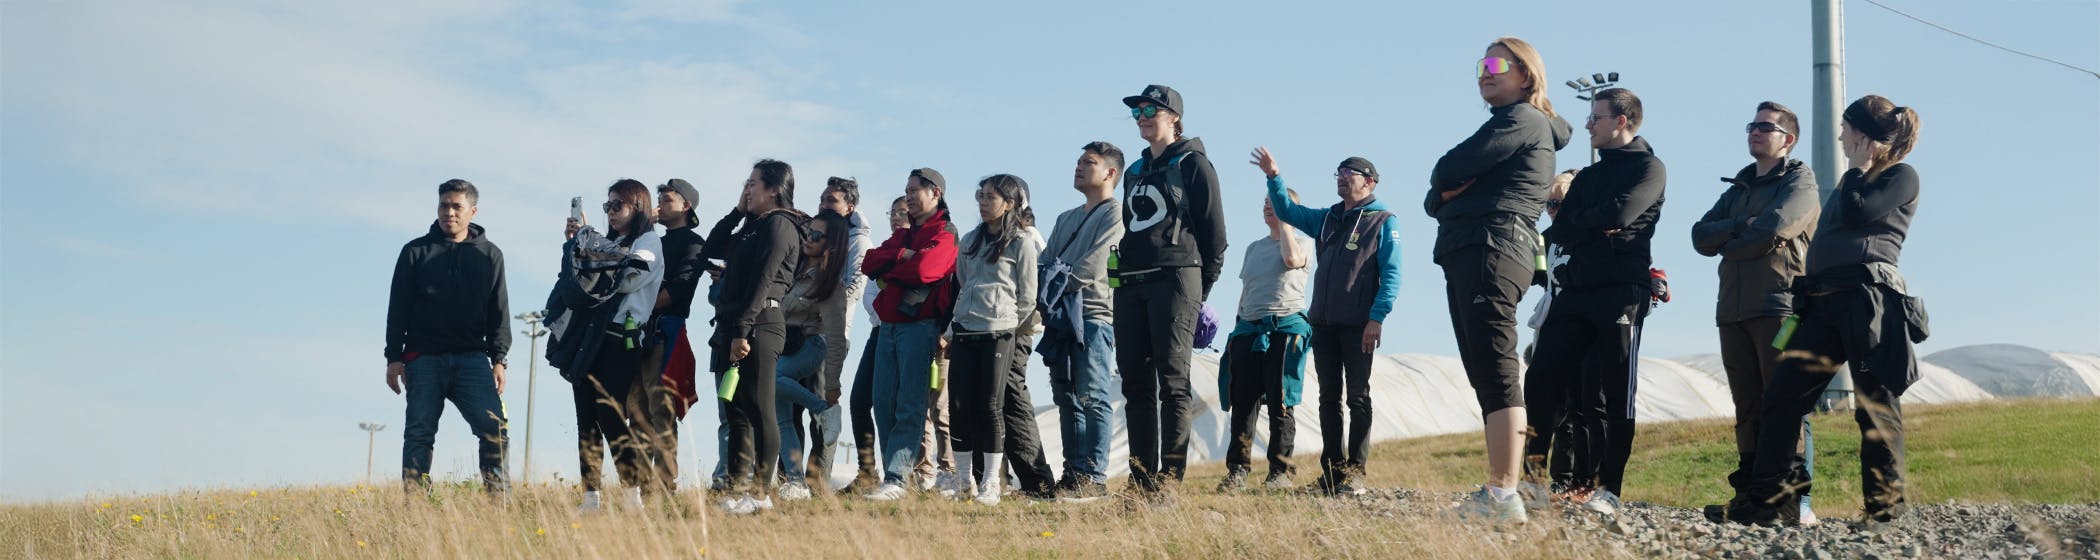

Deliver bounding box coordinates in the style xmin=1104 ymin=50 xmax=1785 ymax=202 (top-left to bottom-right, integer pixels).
xmin=1216 ymin=468 xmax=1249 ymax=493
xmin=1725 ymin=499 xmax=1781 ymax=527
xmin=1516 ymin=481 xmax=1554 ymax=511
xmin=1263 ymin=471 xmax=1295 ymax=491
xmin=1452 ymin=486 xmax=1528 ymax=524
xmin=1335 ymin=472 xmax=1369 ymax=497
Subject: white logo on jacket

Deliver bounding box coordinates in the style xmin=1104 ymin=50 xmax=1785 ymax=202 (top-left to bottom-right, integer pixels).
xmin=1127 ymin=183 xmax=1167 ymax=232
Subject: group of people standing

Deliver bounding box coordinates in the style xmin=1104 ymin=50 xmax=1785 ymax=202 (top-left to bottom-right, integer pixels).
xmin=380 ymin=35 xmax=1927 ymax=526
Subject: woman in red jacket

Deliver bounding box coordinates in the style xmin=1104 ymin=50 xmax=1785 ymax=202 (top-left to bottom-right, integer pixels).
xmin=859 ymin=168 xmax=960 ymax=501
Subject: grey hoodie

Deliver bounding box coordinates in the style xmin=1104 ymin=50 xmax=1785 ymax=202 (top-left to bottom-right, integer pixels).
xmin=1692 ymin=159 xmax=1822 ymax=325
xmin=952 ymin=225 xmax=1041 ymax=333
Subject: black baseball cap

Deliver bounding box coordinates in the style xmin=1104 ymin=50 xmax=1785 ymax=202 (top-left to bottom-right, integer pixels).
xmin=909 ymin=167 xmax=946 ymax=191
xmin=1338 ymin=157 xmax=1379 ymax=180
xmin=1122 ymin=84 xmax=1184 ymax=115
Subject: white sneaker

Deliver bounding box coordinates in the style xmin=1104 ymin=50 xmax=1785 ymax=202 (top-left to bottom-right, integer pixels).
xmin=779 ymin=482 xmax=813 ymax=502
xmin=620 ymin=487 xmax=645 ymax=511
xmin=721 ymin=496 xmax=759 ymax=515
xmin=918 ymin=472 xmax=940 ymax=493
xmin=973 ymin=482 xmax=1002 ymax=506
xmin=578 ymin=490 xmax=603 ymax=514
xmin=1796 ymin=497 xmax=1820 ymax=527
xmin=1452 ymin=486 xmax=1529 ymax=524
xmin=1582 ymin=489 xmax=1621 ymax=517
xmin=752 ymin=495 xmax=776 ymax=512
xmin=865 ymin=482 xmax=907 ymax=501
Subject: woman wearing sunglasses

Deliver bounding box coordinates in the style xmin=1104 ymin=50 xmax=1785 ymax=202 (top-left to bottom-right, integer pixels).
xmin=772 ymin=209 xmax=858 ymax=501
xmin=1115 ymin=84 xmax=1229 ymax=494
xmin=560 ymin=179 xmax=664 ymax=513
xmin=701 ymin=159 xmax=807 ymax=514
xmin=944 ymin=174 xmax=1039 ymax=505
xmin=1729 ymin=95 xmax=1925 ymax=526
xmin=1425 ymin=36 xmax=1572 ymax=523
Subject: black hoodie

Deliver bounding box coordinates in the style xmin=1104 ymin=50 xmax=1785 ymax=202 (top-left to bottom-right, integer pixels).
xmin=702 ymin=209 xmax=805 ymax=371
xmin=1425 ymin=101 xmax=1574 ymax=262
xmin=1545 ymin=136 xmax=1666 ymax=290
xmin=1119 ymin=136 xmax=1229 ymax=297
xmin=385 ymin=222 xmax=511 ymax=365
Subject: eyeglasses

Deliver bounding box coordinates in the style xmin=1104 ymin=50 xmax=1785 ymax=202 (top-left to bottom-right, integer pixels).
xmin=1546 ymin=199 xmax=1564 ymax=211
xmin=1130 ymin=105 xmax=1168 ymax=120
xmin=806 ymin=228 xmax=828 ymax=242
xmin=1587 ymin=113 xmax=1619 ymax=125
xmin=1334 ymin=168 xmax=1367 ymax=179
xmin=602 ymin=200 xmax=627 ymax=213
xmin=1746 ymin=121 xmax=1793 ymax=135
xmin=1476 ymin=56 xmax=1517 ymax=78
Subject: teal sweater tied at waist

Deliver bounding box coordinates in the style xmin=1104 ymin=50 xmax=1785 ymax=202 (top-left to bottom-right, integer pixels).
xmin=1217 ymin=311 xmax=1312 ymax=411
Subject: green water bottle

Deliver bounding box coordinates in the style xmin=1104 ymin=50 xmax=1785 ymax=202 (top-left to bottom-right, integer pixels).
xmin=929 ymin=360 xmax=941 ymax=390
xmin=1772 ymin=316 xmax=1800 ymax=350
xmin=718 ymin=362 xmax=741 ymax=400
xmin=1107 ymin=246 xmax=1122 ymax=289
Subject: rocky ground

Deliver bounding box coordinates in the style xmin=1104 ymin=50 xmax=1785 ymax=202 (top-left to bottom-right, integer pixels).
xmin=1336 ymin=489 xmax=2100 ymax=559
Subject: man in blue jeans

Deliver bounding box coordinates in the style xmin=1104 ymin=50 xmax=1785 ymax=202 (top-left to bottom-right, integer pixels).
xmin=384 ymin=179 xmax=512 ymax=495
xmin=1040 ymin=141 xmax=1125 ymax=499
xmin=858 ymin=168 xmax=959 ymax=500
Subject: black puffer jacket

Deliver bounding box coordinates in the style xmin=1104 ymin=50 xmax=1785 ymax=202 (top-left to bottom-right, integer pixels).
xmin=1426 ymin=101 xmax=1573 ymax=262
xmin=1545 ymin=136 xmax=1666 ymax=290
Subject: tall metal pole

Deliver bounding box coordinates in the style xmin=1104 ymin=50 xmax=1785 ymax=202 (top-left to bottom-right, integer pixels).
xmin=358 ymin=422 xmax=386 ymax=484
xmin=517 ymin=311 xmax=548 ymax=484
xmin=1812 ymin=0 xmax=1855 ymax=409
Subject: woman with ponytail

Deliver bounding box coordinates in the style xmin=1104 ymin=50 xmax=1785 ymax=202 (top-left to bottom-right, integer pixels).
xmin=1724 ymin=95 xmax=1925 ymax=526
xmin=942 ymin=174 xmax=1040 ymax=505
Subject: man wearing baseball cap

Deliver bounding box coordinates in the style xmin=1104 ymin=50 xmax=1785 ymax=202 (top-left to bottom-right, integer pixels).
xmin=1114 ymin=84 xmax=1229 ymax=494
xmin=1249 ymin=149 xmax=1403 ymax=496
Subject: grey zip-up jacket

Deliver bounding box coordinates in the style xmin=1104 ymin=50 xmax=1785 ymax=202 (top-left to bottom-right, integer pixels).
xmin=952 ymin=225 xmax=1040 ymax=333
xmin=1040 ymin=200 xmax=1123 ymax=323
xmin=1692 ymin=159 xmax=1822 ymax=325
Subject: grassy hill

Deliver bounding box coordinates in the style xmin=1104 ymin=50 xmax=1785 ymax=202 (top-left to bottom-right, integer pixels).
xmin=4 ymin=399 xmax=2093 ymax=559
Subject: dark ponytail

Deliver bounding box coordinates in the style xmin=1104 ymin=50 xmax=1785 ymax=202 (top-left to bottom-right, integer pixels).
xmin=1844 ymin=95 xmax=1922 ymax=181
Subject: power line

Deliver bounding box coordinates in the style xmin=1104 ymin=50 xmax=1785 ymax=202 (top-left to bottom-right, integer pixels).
xmin=1860 ymin=0 xmax=2100 ymax=80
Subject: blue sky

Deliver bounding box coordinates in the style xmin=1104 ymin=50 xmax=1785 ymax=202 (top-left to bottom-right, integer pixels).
xmin=3 ymin=0 xmax=2095 ymax=501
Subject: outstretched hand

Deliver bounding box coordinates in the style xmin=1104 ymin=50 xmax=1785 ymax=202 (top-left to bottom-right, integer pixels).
xmin=1248 ymin=147 xmax=1281 ymax=178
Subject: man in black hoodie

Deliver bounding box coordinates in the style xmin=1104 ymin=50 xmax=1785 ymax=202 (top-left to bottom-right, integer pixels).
xmin=1115 ymin=84 xmax=1228 ymax=491
xmin=384 ymin=179 xmax=511 ymax=495
xmin=1525 ymin=88 xmax=1664 ymax=512
xmin=1691 ymin=102 xmax=1822 ymax=525
xmin=625 ymin=178 xmax=707 ymax=495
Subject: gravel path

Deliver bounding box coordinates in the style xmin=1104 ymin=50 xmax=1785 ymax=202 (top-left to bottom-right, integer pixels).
xmin=1345 ymin=489 xmax=2100 ymax=559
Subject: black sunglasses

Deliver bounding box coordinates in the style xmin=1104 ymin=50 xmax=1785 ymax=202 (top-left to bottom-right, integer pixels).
xmin=1746 ymin=121 xmax=1793 ymax=135
xmin=602 ymin=200 xmax=627 ymax=213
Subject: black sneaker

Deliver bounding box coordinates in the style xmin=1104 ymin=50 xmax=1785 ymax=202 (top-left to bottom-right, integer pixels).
xmin=1725 ymin=499 xmax=1781 ymax=527
xmin=1216 ymin=469 xmax=1249 ymax=493
xmin=1062 ymin=479 xmax=1108 ymax=501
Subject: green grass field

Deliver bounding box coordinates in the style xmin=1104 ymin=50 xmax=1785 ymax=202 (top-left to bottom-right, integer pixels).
xmin=4 ymin=398 xmax=2093 ymax=559
xmin=1181 ymin=398 xmax=2100 ymax=514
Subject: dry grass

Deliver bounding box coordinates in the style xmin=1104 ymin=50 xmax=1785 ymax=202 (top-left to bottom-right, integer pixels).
xmin=6 ymin=399 xmax=2093 ymax=559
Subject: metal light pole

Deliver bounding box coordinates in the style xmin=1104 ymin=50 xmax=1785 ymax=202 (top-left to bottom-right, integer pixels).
xmin=516 ymin=310 xmax=549 ymax=484
xmin=1563 ymin=72 xmax=1622 ymax=164
xmin=358 ymin=422 xmax=386 ymax=484
xmin=1812 ymin=0 xmax=1856 ymax=411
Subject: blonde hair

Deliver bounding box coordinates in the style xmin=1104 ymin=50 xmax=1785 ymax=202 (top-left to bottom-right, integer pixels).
xmin=1491 ymin=36 xmax=1556 ymax=118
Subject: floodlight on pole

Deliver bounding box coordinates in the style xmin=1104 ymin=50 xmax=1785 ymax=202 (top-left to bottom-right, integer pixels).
xmin=1564 ymin=70 xmax=1623 ymax=162
xmin=357 ymin=422 xmax=386 ymax=484
xmin=515 ymin=310 xmax=549 ymax=485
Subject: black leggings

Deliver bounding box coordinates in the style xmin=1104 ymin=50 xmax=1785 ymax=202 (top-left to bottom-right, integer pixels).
xmin=849 ymin=326 xmax=880 ymax=472
xmin=718 ymin=322 xmax=786 ymax=491
xmin=1224 ymin=331 xmax=1297 ymax=475
xmin=574 ymin=333 xmax=646 ymax=492
xmin=947 ymin=331 xmax=1013 ymax=453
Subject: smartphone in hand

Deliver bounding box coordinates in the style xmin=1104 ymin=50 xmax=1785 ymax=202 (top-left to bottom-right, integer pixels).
xmin=570 ymin=196 xmax=585 ymax=224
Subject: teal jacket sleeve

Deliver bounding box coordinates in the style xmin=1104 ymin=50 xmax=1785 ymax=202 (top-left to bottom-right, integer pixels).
xmin=1368 ymin=213 xmax=1403 ymax=322
xmin=1266 ymin=175 xmax=1327 ymax=238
